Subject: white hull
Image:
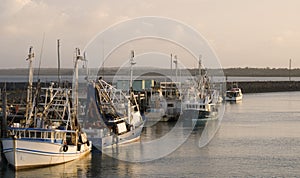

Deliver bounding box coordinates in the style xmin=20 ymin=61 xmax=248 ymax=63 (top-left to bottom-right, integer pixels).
xmin=225 ymin=88 xmax=243 ymax=101
xmin=84 ymin=123 xmax=144 ymax=150
xmin=225 ymin=95 xmax=243 ymax=101
xmin=1 ymin=138 xmax=91 ymax=170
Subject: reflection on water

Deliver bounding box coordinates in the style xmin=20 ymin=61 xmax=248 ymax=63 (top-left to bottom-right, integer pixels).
xmin=101 ymin=101 xmax=224 ymax=162
xmin=198 ymin=119 xmax=221 ymax=148
xmin=101 ymin=117 xmax=196 ymax=162
xmin=1 ymin=154 xmax=92 ymax=178
xmin=0 ymin=120 xmax=214 ymax=177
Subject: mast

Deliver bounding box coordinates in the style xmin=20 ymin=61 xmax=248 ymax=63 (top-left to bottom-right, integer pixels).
xmin=72 ymin=48 xmax=85 ymax=129
xmin=198 ymin=55 xmax=202 ymax=76
xmin=37 ymin=32 xmax=45 ymax=78
xmin=73 ymin=49 xmax=80 ymax=123
xmin=198 ymin=55 xmax=202 ymax=89
xmin=57 ymin=39 xmax=61 ymax=86
xmin=102 ymin=39 xmax=104 ymax=79
xmin=173 ymin=55 xmax=178 ymax=83
xmin=198 ymin=55 xmax=205 ymax=99
xmin=170 ymin=53 xmax=173 ymax=82
xmin=129 ymin=50 xmax=136 ymax=91
xmin=128 ymin=50 xmax=136 ymax=124
xmin=25 ymin=46 xmax=34 ymax=122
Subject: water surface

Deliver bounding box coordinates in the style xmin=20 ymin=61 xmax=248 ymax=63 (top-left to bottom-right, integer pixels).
xmin=1 ymin=91 xmax=300 ymax=177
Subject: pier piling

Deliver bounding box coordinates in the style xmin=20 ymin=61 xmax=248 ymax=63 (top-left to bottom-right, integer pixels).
xmin=1 ymin=85 xmax=8 ymax=138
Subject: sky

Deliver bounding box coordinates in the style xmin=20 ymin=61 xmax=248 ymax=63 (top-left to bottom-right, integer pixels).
xmin=0 ymin=0 xmax=300 ymax=69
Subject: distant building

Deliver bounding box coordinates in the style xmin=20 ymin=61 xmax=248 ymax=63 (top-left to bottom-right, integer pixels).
xmin=116 ymin=80 xmax=155 ymax=92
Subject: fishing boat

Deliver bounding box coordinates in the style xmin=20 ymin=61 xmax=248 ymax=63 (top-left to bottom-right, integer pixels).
xmin=182 ymin=87 xmax=220 ymax=120
xmin=1 ymin=47 xmax=92 ymax=170
xmin=144 ymin=88 xmax=167 ymax=123
xmin=159 ymin=82 xmax=182 ymax=121
xmin=225 ymin=87 xmax=243 ymax=101
xmin=82 ymin=51 xmax=144 ymax=150
xmin=181 ymin=58 xmax=221 ymax=121
xmin=143 ymin=81 xmax=181 ymax=122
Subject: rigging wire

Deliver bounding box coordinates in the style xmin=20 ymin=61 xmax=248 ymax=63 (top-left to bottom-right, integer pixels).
xmin=37 ymin=32 xmax=45 ymax=79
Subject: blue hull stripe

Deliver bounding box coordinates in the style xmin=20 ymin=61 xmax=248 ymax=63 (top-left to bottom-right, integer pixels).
xmin=2 ymin=147 xmax=80 ymax=155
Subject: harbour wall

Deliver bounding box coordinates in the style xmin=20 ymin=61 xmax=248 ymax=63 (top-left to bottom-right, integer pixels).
xmin=1 ymin=81 xmax=300 ymax=94
xmin=228 ymin=81 xmax=300 ymax=93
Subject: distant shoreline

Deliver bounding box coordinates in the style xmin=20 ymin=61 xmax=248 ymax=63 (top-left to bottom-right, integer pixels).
xmin=1 ymin=67 xmax=300 ymax=94
xmin=0 ymin=67 xmax=299 ymax=77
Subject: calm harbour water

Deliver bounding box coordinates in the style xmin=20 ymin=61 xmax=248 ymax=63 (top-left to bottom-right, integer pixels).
xmin=2 ymin=91 xmax=300 ymax=177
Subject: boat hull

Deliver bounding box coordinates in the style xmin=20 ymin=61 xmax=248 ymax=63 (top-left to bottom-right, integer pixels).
xmin=225 ymin=95 xmax=243 ymax=101
xmin=1 ymin=138 xmax=91 ymax=170
xmin=182 ymin=109 xmax=216 ymax=120
xmin=85 ymin=123 xmax=144 ymax=150
xmin=225 ymin=88 xmax=243 ymax=101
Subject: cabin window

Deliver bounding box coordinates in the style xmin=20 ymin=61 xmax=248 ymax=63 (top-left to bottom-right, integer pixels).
xmin=167 ymin=103 xmax=174 ymax=107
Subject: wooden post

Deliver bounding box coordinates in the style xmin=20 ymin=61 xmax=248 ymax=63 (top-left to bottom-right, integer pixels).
xmin=1 ymin=85 xmax=7 ymax=138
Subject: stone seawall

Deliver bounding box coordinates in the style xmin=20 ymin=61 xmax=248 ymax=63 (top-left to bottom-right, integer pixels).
xmin=1 ymin=81 xmax=300 ymax=94
xmin=227 ymin=81 xmax=300 ymax=93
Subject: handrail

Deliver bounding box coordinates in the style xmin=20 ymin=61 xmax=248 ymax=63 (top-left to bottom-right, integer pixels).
xmin=8 ymin=127 xmax=76 ymax=133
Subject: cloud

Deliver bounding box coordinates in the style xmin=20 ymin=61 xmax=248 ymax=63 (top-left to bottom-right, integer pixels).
xmin=1 ymin=0 xmax=300 ymax=68
xmin=0 ymin=0 xmax=31 ymax=17
xmin=272 ymin=30 xmax=299 ymax=45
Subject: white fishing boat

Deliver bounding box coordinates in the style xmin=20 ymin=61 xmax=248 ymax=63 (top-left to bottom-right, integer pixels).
xmin=144 ymin=89 xmax=167 ymax=123
xmin=144 ymin=82 xmax=181 ymax=122
xmin=1 ymin=47 xmax=91 ymax=170
xmin=182 ymin=88 xmax=220 ymax=120
xmin=181 ymin=58 xmax=221 ymax=121
xmin=83 ymin=79 xmax=144 ymax=149
xmin=225 ymin=88 xmax=243 ymax=101
xmin=159 ymin=82 xmax=182 ymax=121
xmin=82 ymin=51 xmax=144 ymax=150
